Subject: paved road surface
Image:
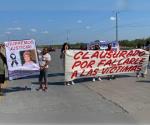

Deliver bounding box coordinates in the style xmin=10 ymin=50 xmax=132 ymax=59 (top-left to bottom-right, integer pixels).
xmin=0 ymin=49 xmax=142 ymax=124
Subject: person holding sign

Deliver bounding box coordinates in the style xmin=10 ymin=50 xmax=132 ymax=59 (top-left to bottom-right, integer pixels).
xmin=60 ymin=43 xmax=75 ymax=86
xmin=92 ymin=45 xmax=102 ymax=82
xmin=0 ymin=46 xmax=7 ymax=96
xmin=37 ymin=47 xmax=51 ymax=92
xmin=136 ymin=43 xmax=148 ymax=78
xmin=106 ymin=43 xmax=116 ymax=80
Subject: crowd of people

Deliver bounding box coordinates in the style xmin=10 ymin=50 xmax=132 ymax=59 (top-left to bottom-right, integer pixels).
xmin=0 ymin=41 xmax=149 ymax=95
xmin=59 ymin=42 xmax=150 ymax=86
xmin=60 ymin=42 xmax=118 ymax=86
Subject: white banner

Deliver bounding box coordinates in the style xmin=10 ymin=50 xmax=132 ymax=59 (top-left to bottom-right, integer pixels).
xmin=65 ymin=49 xmax=149 ymax=81
xmin=4 ymin=39 xmax=40 ymax=80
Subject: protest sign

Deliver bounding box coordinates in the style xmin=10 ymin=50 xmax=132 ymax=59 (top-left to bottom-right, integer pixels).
xmin=65 ymin=49 xmax=149 ymax=81
xmin=4 ymin=39 xmax=40 ymax=80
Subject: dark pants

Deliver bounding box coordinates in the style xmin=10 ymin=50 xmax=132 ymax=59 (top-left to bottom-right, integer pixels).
xmin=39 ymin=69 xmax=48 ymax=83
xmin=0 ymin=75 xmax=5 ymax=84
xmin=0 ymin=75 xmax=5 ymax=93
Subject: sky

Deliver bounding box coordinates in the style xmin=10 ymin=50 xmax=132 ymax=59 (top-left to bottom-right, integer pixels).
xmin=0 ymin=0 xmax=150 ymax=44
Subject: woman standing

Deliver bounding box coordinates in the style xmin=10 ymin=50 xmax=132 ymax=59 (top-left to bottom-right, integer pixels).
xmin=60 ymin=43 xmax=74 ymax=86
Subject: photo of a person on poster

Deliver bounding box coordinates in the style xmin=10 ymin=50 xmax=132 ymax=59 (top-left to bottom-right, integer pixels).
xmin=20 ymin=50 xmax=39 ymax=70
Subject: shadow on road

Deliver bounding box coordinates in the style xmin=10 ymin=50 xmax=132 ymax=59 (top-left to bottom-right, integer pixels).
xmin=32 ymin=81 xmax=64 ymax=86
xmin=136 ymin=80 xmax=150 ymax=83
xmin=48 ymin=73 xmax=64 ymax=77
xmin=74 ymin=78 xmax=92 ymax=83
xmin=13 ymin=73 xmax=64 ymax=80
xmin=30 ymin=74 xmax=134 ymax=86
xmin=31 ymin=77 xmax=93 ymax=85
xmin=115 ymin=74 xmax=134 ymax=78
xmin=3 ymin=87 xmax=30 ymax=93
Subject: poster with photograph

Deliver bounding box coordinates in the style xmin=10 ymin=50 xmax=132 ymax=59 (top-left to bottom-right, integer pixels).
xmin=4 ymin=39 xmax=40 ymax=80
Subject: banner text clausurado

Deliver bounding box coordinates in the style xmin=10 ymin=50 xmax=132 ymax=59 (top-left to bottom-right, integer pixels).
xmin=65 ymin=49 xmax=149 ymax=81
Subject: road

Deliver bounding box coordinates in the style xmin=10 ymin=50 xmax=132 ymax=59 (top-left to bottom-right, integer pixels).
xmin=0 ymin=49 xmax=146 ymax=124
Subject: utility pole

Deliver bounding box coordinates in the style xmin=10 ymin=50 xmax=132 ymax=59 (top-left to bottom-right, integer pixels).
xmin=66 ymin=29 xmax=70 ymax=42
xmin=5 ymin=32 xmax=11 ymax=41
xmin=115 ymin=11 xmax=119 ymax=42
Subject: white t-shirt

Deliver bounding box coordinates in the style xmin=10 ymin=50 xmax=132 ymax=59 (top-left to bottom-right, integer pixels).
xmin=39 ymin=53 xmax=51 ymax=68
